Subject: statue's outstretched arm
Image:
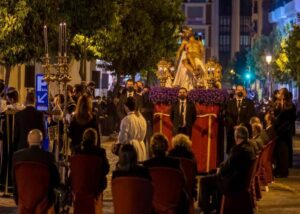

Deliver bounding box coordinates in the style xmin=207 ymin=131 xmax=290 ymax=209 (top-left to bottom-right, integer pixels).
xmin=176 ymin=41 xmax=187 ymax=64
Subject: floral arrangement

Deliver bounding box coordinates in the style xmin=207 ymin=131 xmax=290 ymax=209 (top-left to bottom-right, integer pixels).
xmin=149 ymin=87 xmax=180 ymax=103
xmin=188 ymin=88 xmax=229 ymax=105
xmin=149 ymin=87 xmax=229 ymax=105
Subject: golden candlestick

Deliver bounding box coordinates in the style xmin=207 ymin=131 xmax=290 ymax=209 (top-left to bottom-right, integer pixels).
xmin=42 ymin=23 xmax=71 ymax=168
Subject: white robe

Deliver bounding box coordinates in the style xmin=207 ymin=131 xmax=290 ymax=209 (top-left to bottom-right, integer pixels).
xmin=173 ymin=51 xmax=197 ymax=91
xmin=118 ymin=112 xmax=147 ymax=161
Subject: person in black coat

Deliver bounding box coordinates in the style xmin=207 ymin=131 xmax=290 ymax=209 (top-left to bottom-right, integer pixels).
xmin=170 ymin=87 xmax=196 ymax=138
xmin=264 ymin=112 xmax=276 ymax=141
xmin=144 ymin=133 xmax=188 ymax=213
xmin=12 ymin=129 xmax=60 ymax=205
xmin=69 ymin=94 xmax=101 ymax=150
xmin=143 ymin=133 xmax=181 ymax=170
xmin=74 ymin=128 xmax=110 ymax=193
xmin=225 ymin=85 xmax=256 ymax=153
xmin=13 ymin=92 xmax=45 ymax=151
xmin=168 ymin=134 xmax=197 ymax=199
xmin=117 ymin=79 xmax=143 ymax=121
xmin=168 ymin=134 xmax=197 ymax=162
xmin=198 ymin=126 xmax=256 ymax=213
xmin=274 ymin=88 xmax=296 ymax=177
xmin=112 ymin=144 xmax=151 ymax=180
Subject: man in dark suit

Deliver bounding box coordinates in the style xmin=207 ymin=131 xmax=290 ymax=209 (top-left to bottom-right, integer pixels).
xmin=117 ymin=79 xmax=143 ymax=121
xmin=13 ymin=92 xmax=45 ymax=151
xmin=198 ymin=126 xmax=256 ymax=213
xmin=225 ymin=85 xmax=256 ymax=153
xmin=170 ymin=87 xmax=196 ymax=138
xmin=12 ymin=129 xmax=60 ymax=205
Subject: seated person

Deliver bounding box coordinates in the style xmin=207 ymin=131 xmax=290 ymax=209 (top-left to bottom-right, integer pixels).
xmin=249 ymin=123 xmax=265 ymax=154
xmin=12 ymin=129 xmax=60 ymax=205
xmin=112 ymin=144 xmax=151 ymax=180
xmin=249 ymin=116 xmax=269 ymax=143
xmin=168 ymin=134 xmax=197 ymax=199
xmin=169 ymin=134 xmax=197 ymax=161
xmin=143 ymin=133 xmax=180 ymax=170
xmin=198 ymin=126 xmax=256 ymax=214
xmin=144 ymin=133 xmax=188 ymax=213
xmin=74 ymin=128 xmax=110 ymax=193
xmin=264 ymin=112 xmax=276 ymax=140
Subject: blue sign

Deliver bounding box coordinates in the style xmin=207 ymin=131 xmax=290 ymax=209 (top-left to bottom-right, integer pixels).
xmin=35 ymin=74 xmax=48 ymax=111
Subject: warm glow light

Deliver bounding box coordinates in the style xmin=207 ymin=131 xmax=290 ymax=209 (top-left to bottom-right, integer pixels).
xmin=266 ymin=55 xmax=272 ymax=64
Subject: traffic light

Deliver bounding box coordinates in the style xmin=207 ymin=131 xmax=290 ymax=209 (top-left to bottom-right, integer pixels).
xmin=245 ymin=73 xmax=251 ymax=80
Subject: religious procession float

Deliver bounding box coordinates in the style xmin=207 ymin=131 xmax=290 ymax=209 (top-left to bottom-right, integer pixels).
xmin=150 ymin=27 xmax=229 ymax=173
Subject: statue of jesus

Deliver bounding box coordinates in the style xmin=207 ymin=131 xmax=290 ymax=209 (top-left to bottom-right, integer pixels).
xmin=173 ymin=27 xmax=207 ymax=90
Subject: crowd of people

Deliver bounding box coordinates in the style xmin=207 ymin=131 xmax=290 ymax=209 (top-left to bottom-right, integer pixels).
xmin=0 ymin=77 xmax=297 ymax=213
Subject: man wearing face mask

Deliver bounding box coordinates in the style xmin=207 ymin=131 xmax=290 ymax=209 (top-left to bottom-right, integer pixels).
xmin=117 ymin=79 xmax=143 ymax=121
xmin=135 ymin=81 xmax=144 ymax=96
xmin=225 ymin=85 xmax=256 ymax=153
xmin=170 ymin=87 xmax=196 ymax=138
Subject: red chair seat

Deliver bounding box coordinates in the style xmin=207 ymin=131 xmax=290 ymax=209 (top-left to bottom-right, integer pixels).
xmin=70 ymin=155 xmax=105 ymax=214
xmin=112 ymin=177 xmax=153 ymax=214
xmin=14 ymin=161 xmax=54 ymax=214
xmin=220 ymin=157 xmax=258 ymax=214
xmin=149 ymin=167 xmax=185 ymax=214
xmin=179 ymin=158 xmax=197 ymax=214
xmin=264 ymin=140 xmax=276 ymax=183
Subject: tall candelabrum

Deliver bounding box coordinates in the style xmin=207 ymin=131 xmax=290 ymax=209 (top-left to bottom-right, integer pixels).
xmin=42 ymin=23 xmax=71 ymax=169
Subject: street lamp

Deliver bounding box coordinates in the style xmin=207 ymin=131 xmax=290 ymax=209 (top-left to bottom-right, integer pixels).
xmin=266 ymin=55 xmax=272 ymax=64
xmin=265 ymin=54 xmax=272 ymax=99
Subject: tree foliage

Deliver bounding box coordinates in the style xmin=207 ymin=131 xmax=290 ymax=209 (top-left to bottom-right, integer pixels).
xmin=0 ymin=0 xmax=30 ymax=67
xmin=95 ymin=0 xmax=184 ymax=79
xmin=60 ymin=0 xmax=117 ymax=37
xmin=0 ymin=0 xmax=59 ymax=84
xmin=285 ymin=25 xmax=300 ymax=85
xmin=271 ymin=25 xmax=300 ymax=84
xmin=246 ymin=30 xmax=281 ymax=81
xmin=230 ymin=48 xmax=250 ymax=85
xmin=0 ymin=0 xmax=184 ymax=83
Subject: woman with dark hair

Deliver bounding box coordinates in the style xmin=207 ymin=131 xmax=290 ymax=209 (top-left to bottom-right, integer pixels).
xmin=74 ymin=128 xmax=109 ymax=193
xmin=143 ymin=133 xmax=181 ymax=169
xmin=69 ymin=94 xmax=100 ymax=150
xmin=112 ymin=144 xmax=150 ymax=180
xmin=264 ymin=112 xmax=276 ymax=140
xmin=274 ymin=88 xmax=296 ymax=177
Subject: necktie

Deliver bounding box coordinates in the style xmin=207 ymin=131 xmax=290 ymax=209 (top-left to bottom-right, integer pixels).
xmin=180 ymin=102 xmax=184 ymax=127
xmin=237 ymin=100 xmax=242 ymax=111
xmin=237 ymin=100 xmax=242 ymax=124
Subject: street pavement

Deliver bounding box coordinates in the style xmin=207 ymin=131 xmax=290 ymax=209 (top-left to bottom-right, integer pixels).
xmin=1 ymin=135 xmax=300 ymax=213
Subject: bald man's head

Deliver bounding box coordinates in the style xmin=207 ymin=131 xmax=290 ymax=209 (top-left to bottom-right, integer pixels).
xmin=27 ymin=129 xmax=43 ymax=146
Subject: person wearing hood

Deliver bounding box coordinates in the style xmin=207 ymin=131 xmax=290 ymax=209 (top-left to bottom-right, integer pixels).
xmin=170 ymin=87 xmax=196 ymax=138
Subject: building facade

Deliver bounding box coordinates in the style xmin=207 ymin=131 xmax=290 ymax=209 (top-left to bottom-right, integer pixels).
xmin=182 ymin=0 xmax=272 ymax=71
xmin=218 ymin=0 xmax=253 ymax=67
xmin=269 ymin=0 xmax=300 ymax=31
xmin=269 ymin=0 xmax=300 ymax=100
xmin=182 ymin=0 xmax=219 ymax=61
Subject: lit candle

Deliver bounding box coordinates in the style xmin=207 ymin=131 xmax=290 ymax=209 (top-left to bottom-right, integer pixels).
xmin=43 ymin=25 xmax=48 ymax=56
xmin=59 ymin=23 xmax=62 ymax=56
xmin=63 ymin=22 xmax=67 ymax=56
xmin=61 ymin=23 xmax=64 ymax=56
